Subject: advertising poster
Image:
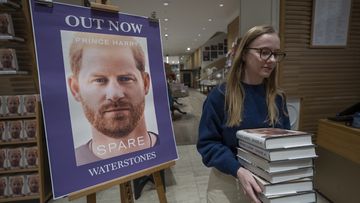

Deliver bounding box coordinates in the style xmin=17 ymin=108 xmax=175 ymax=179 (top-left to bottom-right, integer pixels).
xmin=29 ymin=0 xmax=177 ymax=198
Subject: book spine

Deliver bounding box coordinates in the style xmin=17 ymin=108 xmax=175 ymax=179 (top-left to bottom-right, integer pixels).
xmin=236 ymin=131 xmax=266 ymax=148
xmin=238 ymin=141 xmax=270 ymax=160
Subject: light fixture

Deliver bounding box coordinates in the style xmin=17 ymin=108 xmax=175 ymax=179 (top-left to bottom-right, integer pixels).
xmin=208 ymin=18 xmax=212 ymax=22
xmin=219 ymin=4 xmax=224 ymax=7
xmin=163 ymin=2 xmax=169 ymax=6
xmin=164 ymin=18 xmax=168 ymax=21
xmin=198 ymin=34 xmax=201 ymax=37
xmin=165 ymin=34 xmax=168 ymax=37
xmin=187 ymin=47 xmax=191 ymax=51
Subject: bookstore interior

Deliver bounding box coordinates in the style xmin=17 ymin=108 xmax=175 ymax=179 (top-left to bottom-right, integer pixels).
xmin=0 ymin=0 xmax=359 ymax=203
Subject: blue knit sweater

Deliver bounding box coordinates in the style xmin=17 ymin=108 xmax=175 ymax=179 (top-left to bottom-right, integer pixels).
xmin=197 ymin=83 xmax=290 ymax=177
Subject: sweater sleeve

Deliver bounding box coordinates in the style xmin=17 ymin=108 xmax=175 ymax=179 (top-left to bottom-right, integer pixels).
xmin=276 ymin=94 xmax=291 ymax=130
xmin=196 ymin=87 xmax=241 ymax=177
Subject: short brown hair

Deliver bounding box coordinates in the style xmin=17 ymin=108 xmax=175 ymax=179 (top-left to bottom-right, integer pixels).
xmin=69 ymin=32 xmax=145 ymax=77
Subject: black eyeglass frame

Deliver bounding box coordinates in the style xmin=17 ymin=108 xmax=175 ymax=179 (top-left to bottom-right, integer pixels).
xmin=246 ymin=47 xmax=286 ymax=62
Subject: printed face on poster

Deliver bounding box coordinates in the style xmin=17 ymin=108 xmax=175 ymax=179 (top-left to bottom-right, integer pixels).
xmin=30 ymin=0 xmax=177 ymax=198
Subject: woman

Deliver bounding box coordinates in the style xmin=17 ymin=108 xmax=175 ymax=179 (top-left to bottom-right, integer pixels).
xmin=197 ymin=25 xmax=290 ymax=203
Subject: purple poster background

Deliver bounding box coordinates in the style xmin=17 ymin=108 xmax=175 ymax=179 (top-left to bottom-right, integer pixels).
xmin=29 ymin=1 xmax=177 ymax=198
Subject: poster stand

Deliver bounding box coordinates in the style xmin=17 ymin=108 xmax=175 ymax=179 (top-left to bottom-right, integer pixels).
xmin=32 ymin=1 xmax=174 ymax=202
xmin=68 ymin=161 xmax=175 ymax=203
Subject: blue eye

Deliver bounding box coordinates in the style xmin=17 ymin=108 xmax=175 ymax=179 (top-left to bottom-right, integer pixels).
xmin=94 ymin=78 xmax=107 ymax=84
xmin=118 ymin=76 xmax=135 ymax=82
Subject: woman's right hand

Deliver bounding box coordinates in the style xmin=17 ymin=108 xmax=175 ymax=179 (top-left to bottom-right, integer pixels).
xmin=237 ymin=167 xmax=262 ymax=203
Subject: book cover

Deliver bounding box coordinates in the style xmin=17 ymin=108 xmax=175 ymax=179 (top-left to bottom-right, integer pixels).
xmin=259 ymin=191 xmax=316 ymax=203
xmin=238 ymin=157 xmax=314 ymax=183
xmin=9 ymin=175 xmax=26 ymax=197
xmin=0 ymin=176 xmax=8 ymax=198
xmin=7 ymin=147 xmax=24 ymax=169
xmin=252 ymin=173 xmax=313 ymax=196
xmin=6 ymin=120 xmax=24 ymax=141
xmin=236 ymin=128 xmax=313 ymax=149
xmin=4 ymin=95 xmax=22 ymax=116
xmin=0 ymin=96 xmax=4 ymax=117
xmin=24 ymin=146 xmax=38 ymax=168
xmin=0 ymin=13 xmax=15 ymax=37
xmin=0 ymin=148 xmax=6 ymax=170
xmin=0 ymin=121 xmax=6 ymax=142
xmin=238 ymin=141 xmax=317 ymax=161
xmin=26 ymin=174 xmax=39 ymax=196
xmin=0 ymin=48 xmax=19 ymax=71
xmin=21 ymin=94 xmax=39 ymax=116
xmin=23 ymin=119 xmax=37 ymax=140
xmin=237 ymin=147 xmax=313 ymax=173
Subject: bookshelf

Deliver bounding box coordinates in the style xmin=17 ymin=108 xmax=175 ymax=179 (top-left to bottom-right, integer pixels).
xmin=0 ymin=0 xmax=51 ymax=202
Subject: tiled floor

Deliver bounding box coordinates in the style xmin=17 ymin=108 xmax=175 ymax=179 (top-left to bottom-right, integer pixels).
xmin=49 ymin=89 xmax=331 ymax=203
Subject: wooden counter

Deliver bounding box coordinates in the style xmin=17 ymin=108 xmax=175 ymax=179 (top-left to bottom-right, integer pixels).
xmin=317 ymin=119 xmax=360 ymax=164
xmin=315 ymin=119 xmax=360 ymax=203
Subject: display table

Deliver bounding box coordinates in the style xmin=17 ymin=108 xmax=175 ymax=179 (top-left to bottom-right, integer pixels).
xmin=317 ymin=119 xmax=360 ymax=164
xmin=315 ymin=119 xmax=360 ymax=203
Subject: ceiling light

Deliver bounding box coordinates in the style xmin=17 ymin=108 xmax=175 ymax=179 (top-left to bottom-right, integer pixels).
xmin=164 ymin=18 xmax=168 ymax=21
xmin=198 ymin=34 xmax=201 ymax=37
xmin=208 ymin=18 xmax=212 ymax=22
xmin=219 ymin=4 xmax=224 ymax=7
xmin=165 ymin=34 xmax=168 ymax=37
xmin=163 ymin=2 xmax=169 ymax=6
xmin=187 ymin=47 xmax=191 ymax=51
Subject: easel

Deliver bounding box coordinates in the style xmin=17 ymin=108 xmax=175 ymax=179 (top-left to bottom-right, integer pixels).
xmin=66 ymin=1 xmax=172 ymax=202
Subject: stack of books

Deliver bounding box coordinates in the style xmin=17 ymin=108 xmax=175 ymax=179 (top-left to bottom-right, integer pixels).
xmin=236 ymin=128 xmax=317 ymax=203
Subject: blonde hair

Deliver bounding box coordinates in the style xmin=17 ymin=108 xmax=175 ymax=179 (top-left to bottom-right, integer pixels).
xmin=225 ymin=25 xmax=286 ymax=127
xmin=69 ymin=32 xmax=145 ymax=77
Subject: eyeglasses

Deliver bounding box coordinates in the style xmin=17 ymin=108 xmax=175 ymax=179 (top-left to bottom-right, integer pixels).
xmin=246 ymin=47 xmax=286 ymax=62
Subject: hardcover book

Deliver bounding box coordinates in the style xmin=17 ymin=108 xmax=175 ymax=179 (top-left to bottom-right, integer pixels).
xmin=0 ymin=121 xmax=6 ymax=142
xmin=26 ymin=174 xmax=39 ymax=195
xmin=237 ymin=147 xmax=313 ymax=173
xmin=0 ymin=96 xmax=4 ymax=117
xmin=238 ymin=141 xmax=317 ymax=161
xmin=259 ymin=191 xmax=316 ymax=203
xmin=9 ymin=175 xmax=25 ymax=197
xmin=252 ymin=173 xmax=313 ymax=196
xmin=6 ymin=120 xmax=24 ymax=141
xmin=21 ymin=94 xmax=39 ymax=116
xmin=24 ymin=147 xmax=38 ymax=168
xmin=0 ymin=176 xmax=8 ymax=198
xmin=4 ymin=95 xmax=22 ymax=116
xmin=236 ymin=128 xmax=313 ymax=149
xmin=0 ymin=148 xmax=6 ymax=170
xmin=0 ymin=48 xmax=19 ymax=72
xmin=7 ymin=147 xmax=24 ymax=169
xmin=0 ymin=13 xmax=15 ymax=37
xmin=23 ymin=119 xmax=37 ymax=140
xmin=238 ymin=157 xmax=313 ymax=183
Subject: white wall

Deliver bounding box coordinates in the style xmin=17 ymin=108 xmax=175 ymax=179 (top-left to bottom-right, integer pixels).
xmin=239 ymin=0 xmax=280 ymax=36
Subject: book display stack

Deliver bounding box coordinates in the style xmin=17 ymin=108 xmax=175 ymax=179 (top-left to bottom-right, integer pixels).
xmin=236 ymin=128 xmax=317 ymax=203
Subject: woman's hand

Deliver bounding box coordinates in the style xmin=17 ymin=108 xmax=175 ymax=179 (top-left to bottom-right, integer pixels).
xmin=237 ymin=167 xmax=262 ymax=203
